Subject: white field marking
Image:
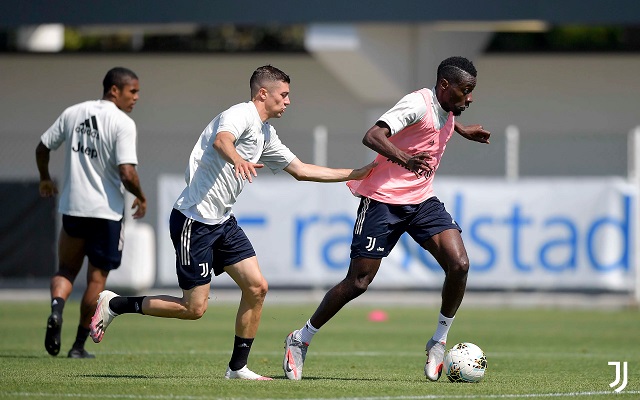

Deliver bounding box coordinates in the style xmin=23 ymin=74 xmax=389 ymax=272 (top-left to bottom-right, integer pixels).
xmin=97 ymin=350 xmax=620 ymax=359
xmin=2 ymin=391 xmax=639 ymax=399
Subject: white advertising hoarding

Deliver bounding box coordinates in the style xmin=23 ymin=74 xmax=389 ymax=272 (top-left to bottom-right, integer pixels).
xmin=158 ymin=175 xmax=636 ymax=291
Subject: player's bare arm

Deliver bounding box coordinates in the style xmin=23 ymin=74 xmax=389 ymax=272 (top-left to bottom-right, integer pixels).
xmin=213 ymin=131 xmax=264 ymax=183
xmin=454 ymin=121 xmax=490 ymax=144
xmin=35 ymin=141 xmax=58 ymax=197
xmin=284 ymin=158 xmax=376 ymax=182
xmin=363 ymin=122 xmax=433 ymax=175
xmin=119 ymin=164 xmax=147 ymax=219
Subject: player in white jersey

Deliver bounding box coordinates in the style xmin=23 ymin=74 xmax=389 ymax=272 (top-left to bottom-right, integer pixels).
xmin=89 ymin=65 xmax=375 ymax=380
xmin=36 ymin=67 xmax=147 ymax=359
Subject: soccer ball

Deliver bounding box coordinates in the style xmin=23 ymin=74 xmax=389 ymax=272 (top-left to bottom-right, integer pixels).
xmin=443 ymin=342 xmax=487 ymax=383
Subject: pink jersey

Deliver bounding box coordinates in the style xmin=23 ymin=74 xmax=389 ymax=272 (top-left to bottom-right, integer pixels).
xmin=347 ymin=88 xmax=455 ymax=205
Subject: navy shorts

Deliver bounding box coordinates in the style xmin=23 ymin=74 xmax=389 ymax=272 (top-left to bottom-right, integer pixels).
xmin=62 ymin=215 xmax=124 ymax=271
xmin=169 ymin=209 xmax=256 ymax=290
xmin=350 ymin=196 xmax=461 ymax=259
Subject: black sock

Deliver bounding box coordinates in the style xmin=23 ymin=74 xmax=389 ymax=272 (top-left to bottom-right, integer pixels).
xmin=109 ymin=296 xmax=145 ymax=315
xmin=51 ymin=297 xmax=65 ymax=315
xmin=229 ymin=336 xmax=254 ymax=371
xmin=72 ymin=325 xmax=90 ymax=350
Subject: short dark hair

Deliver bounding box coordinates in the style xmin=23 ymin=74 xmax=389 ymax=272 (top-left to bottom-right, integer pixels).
xmin=103 ymin=67 xmax=138 ymax=95
xmin=250 ymin=65 xmax=290 ymax=97
xmin=437 ymin=57 xmax=477 ymax=85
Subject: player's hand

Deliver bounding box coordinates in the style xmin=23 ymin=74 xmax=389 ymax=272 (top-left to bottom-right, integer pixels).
xmin=350 ymin=161 xmax=378 ymax=180
xmin=234 ymin=160 xmax=264 ymax=183
xmin=458 ymin=124 xmax=490 ymax=144
xmin=406 ymin=152 xmax=433 ymax=177
xmin=131 ymin=198 xmax=147 ymax=219
xmin=39 ymin=179 xmax=58 ymax=197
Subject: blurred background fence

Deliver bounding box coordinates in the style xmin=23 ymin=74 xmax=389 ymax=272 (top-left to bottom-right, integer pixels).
xmin=0 ymin=1 xmax=638 ymax=304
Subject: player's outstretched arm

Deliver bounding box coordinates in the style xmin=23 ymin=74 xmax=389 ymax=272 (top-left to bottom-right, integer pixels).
xmin=454 ymin=121 xmax=491 ymax=144
xmin=284 ymin=158 xmax=376 ymax=183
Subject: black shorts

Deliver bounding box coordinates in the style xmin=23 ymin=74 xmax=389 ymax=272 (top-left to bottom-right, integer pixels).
xmin=169 ymin=209 xmax=256 ymax=290
xmin=62 ymin=215 xmax=124 ymax=271
xmin=350 ymin=196 xmax=461 ymax=259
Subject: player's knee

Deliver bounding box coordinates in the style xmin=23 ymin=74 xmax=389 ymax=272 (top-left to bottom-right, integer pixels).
xmin=258 ymin=280 xmax=268 ymax=299
xmin=246 ymin=279 xmax=269 ymax=302
xmin=187 ymin=306 xmax=206 ymax=320
xmin=186 ymin=300 xmax=208 ymax=320
xmin=352 ymin=276 xmax=372 ymax=295
xmin=448 ymin=256 xmax=470 ymax=277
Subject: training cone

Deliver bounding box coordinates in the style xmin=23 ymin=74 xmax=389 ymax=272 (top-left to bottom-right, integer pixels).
xmin=368 ymin=309 xmax=388 ymax=322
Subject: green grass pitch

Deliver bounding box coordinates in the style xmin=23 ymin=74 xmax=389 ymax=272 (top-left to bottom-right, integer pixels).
xmin=0 ymin=297 xmax=638 ymax=399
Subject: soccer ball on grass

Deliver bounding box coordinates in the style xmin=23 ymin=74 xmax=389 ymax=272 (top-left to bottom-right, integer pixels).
xmin=443 ymin=342 xmax=487 ymax=383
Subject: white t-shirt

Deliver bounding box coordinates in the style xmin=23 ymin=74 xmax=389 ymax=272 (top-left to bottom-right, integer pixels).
xmin=174 ymin=101 xmax=296 ymax=225
xmin=41 ymin=100 xmax=138 ymax=221
xmin=379 ymin=88 xmax=449 ymax=134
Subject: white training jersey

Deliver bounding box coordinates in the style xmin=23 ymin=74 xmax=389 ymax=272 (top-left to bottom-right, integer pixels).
xmin=41 ymin=100 xmax=138 ymax=221
xmin=379 ymin=88 xmax=449 ymax=134
xmin=174 ymin=101 xmax=296 ymax=225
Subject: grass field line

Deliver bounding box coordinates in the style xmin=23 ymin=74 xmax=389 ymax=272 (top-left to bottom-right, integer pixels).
xmin=2 ymin=390 xmax=639 ymax=399
xmin=95 ymin=349 xmax=611 ymax=359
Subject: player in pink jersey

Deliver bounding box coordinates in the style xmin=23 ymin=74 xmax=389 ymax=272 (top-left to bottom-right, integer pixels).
xmin=283 ymin=56 xmax=490 ymax=381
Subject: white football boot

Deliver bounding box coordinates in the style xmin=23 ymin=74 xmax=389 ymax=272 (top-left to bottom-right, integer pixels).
xmin=283 ymin=330 xmax=309 ymax=380
xmin=224 ymin=365 xmax=272 ymax=380
xmin=90 ymin=290 xmax=118 ymax=343
xmin=425 ymin=338 xmax=446 ymax=381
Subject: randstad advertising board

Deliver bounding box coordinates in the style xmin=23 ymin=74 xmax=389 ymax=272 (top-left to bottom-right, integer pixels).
xmin=157 ymin=175 xmax=636 ymax=291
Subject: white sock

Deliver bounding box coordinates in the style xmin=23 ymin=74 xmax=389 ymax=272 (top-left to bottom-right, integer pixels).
xmin=432 ymin=313 xmax=455 ymax=343
xmin=295 ymin=319 xmax=319 ymax=344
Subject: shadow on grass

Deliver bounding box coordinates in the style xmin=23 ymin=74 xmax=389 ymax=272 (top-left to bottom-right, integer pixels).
xmin=81 ymin=374 xmax=160 ymax=379
xmin=276 ymin=376 xmax=382 ymax=381
xmin=0 ymin=354 xmax=48 ymax=359
xmin=83 ymin=375 xmax=379 ymax=381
